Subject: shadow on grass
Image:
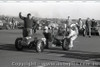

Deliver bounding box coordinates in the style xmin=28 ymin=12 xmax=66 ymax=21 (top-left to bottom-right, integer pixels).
xmin=46 ymin=48 xmax=100 ymax=62
xmin=0 ymin=44 xmax=37 ymax=53
xmin=0 ymin=44 xmax=100 ymax=62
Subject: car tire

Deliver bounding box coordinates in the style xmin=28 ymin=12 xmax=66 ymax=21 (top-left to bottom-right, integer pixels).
xmin=36 ymin=40 xmax=44 ymax=53
xmin=62 ymin=38 xmax=70 ymax=51
xmin=15 ymin=38 xmax=23 ymax=51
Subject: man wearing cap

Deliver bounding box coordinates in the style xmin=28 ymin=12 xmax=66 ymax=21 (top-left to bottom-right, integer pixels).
xmin=19 ymin=12 xmax=33 ymax=38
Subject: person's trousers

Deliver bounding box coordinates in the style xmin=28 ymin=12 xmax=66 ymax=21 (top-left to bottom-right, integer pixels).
xmin=86 ymin=27 xmax=91 ymax=36
xmin=69 ymin=35 xmax=77 ymax=48
xmin=23 ymin=28 xmax=32 ymax=37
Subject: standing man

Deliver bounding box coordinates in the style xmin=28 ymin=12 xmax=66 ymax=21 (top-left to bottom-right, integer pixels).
xmin=77 ymin=18 xmax=85 ymax=36
xmin=19 ymin=12 xmax=33 ymax=38
xmin=12 ymin=17 xmax=15 ymax=29
xmin=77 ymin=18 xmax=83 ymax=30
xmin=64 ymin=16 xmax=72 ymax=35
xmin=66 ymin=16 xmax=72 ymax=26
xmin=85 ymin=18 xmax=92 ymax=37
xmin=14 ymin=20 xmax=19 ymax=29
xmin=32 ymin=18 xmax=39 ymax=33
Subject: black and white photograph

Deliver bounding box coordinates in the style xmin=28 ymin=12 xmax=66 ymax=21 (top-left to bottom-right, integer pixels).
xmin=0 ymin=1 xmax=100 ymax=67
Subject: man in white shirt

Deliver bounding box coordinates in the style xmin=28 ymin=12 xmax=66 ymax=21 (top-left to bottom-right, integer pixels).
xmin=66 ymin=24 xmax=78 ymax=49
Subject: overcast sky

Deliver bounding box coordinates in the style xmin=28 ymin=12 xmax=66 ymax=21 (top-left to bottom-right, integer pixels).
xmin=0 ymin=1 xmax=100 ymax=20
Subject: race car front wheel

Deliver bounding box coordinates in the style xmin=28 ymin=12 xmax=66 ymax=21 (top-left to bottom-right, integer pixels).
xmin=15 ymin=38 xmax=23 ymax=51
xmin=62 ymin=38 xmax=70 ymax=51
xmin=36 ymin=40 xmax=44 ymax=53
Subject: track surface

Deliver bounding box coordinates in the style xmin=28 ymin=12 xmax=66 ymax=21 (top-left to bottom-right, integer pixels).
xmin=0 ymin=30 xmax=100 ymax=67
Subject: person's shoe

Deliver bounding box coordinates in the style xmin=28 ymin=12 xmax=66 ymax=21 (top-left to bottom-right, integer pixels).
xmin=83 ymin=34 xmax=86 ymax=37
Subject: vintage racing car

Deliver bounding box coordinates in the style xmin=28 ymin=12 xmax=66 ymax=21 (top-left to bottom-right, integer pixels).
xmin=15 ymin=26 xmax=71 ymax=53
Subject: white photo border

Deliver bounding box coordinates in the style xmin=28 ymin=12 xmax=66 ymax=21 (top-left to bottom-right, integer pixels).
xmin=0 ymin=0 xmax=100 ymax=2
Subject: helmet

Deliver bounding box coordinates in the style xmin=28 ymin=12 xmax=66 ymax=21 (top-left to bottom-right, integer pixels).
xmin=70 ymin=24 xmax=76 ymax=28
xmin=44 ymin=26 xmax=48 ymax=30
xmin=70 ymin=24 xmax=77 ymax=30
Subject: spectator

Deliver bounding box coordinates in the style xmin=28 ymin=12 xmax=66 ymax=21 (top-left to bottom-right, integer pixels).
xmin=14 ymin=20 xmax=19 ymax=29
xmin=9 ymin=21 xmax=13 ymax=29
xmin=32 ymin=17 xmax=39 ymax=33
xmin=77 ymin=18 xmax=83 ymax=30
xmin=91 ymin=19 xmax=97 ymax=28
xmin=12 ymin=17 xmax=15 ymax=29
xmin=85 ymin=18 xmax=92 ymax=37
xmin=66 ymin=16 xmax=72 ymax=26
xmin=77 ymin=18 xmax=85 ymax=36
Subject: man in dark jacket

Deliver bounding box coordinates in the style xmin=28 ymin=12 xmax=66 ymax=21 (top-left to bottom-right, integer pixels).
xmin=91 ymin=19 xmax=97 ymax=28
xmin=19 ymin=12 xmax=33 ymax=37
xmin=85 ymin=18 xmax=92 ymax=37
xmin=43 ymin=26 xmax=53 ymax=49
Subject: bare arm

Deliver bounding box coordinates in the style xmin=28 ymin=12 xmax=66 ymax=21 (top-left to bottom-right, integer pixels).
xmin=19 ymin=12 xmax=25 ymax=20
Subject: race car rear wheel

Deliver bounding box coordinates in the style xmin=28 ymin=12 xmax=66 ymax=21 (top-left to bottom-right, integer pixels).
xmin=15 ymin=38 xmax=23 ymax=51
xmin=36 ymin=40 xmax=44 ymax=53
xmin=62 ymin=38 xmax=70 ymax=51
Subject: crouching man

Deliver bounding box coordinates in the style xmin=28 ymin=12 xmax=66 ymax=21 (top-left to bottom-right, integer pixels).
xmin=43 ymin=26 xmax=53 ymax=49
xmin=66 ymin=24 xmax=79 ymax=49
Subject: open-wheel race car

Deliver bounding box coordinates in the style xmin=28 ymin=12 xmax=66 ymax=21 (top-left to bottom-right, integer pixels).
xmin=15 ymin=26 xmax=71 ymax=53
xmin=52 ymin=36 xmax=71 ymax=51
xmin=42 ymin=25 xmax=71 ymax=51
xmin=15 ymin=36 xmax=45 ymax=53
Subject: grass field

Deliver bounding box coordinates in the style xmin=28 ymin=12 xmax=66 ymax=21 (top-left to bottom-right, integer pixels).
xmin=0 ymin=29 xmax=100 ymax=67
xmin=0 ymin=29 xmax=100 ymax=53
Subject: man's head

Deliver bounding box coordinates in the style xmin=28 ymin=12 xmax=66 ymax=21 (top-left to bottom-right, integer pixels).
xmin=68 ymin=16 xmax=70 ymax=19
xmin=92 ymin=19 xmax=95 ymax=21
xmin=70 ymin=24 xmax=77 ymax=31
xmin=79 ymin=18 xmax=81 ymax=20
xmin=87 ymin=17 xmax=90 ymax=20
xmin=43 ymin=26 xmax=49 ymax=33
xmin=27 ymin=13 xmax=32 ymax=19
